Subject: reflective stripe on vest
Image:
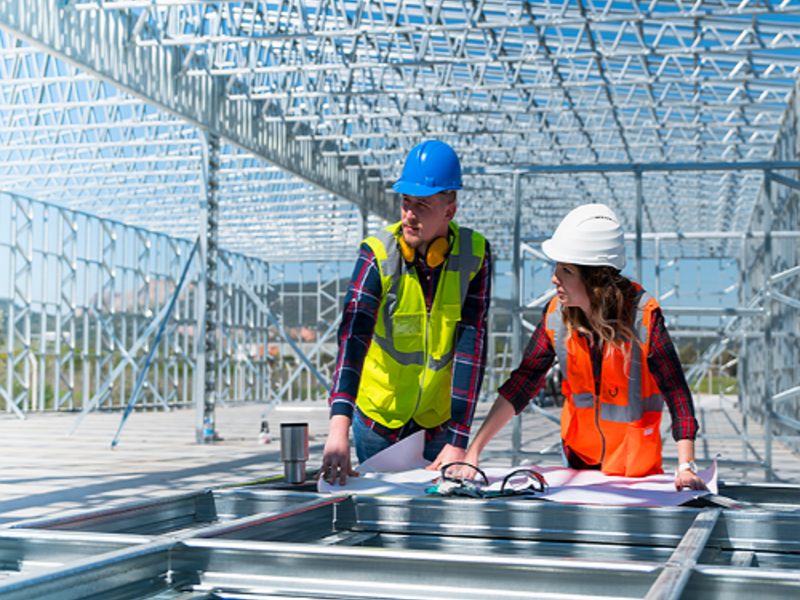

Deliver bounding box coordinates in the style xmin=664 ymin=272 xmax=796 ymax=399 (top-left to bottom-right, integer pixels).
xmin=356 ymin=221 xmax=485 ymax=429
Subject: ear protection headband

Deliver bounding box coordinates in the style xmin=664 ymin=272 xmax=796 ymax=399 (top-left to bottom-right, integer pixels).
xmin=398 ymin=235 xmax=450 ymax=268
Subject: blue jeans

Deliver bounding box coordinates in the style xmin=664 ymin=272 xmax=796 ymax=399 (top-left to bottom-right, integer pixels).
xmin=352 ymin=411 xmax=449 ymax=465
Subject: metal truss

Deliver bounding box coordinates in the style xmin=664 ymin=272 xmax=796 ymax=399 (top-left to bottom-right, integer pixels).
xmin=0 ymin=1 xmax=799 ymax=263
xmin=739 ymin=95 xmax=800 ymax=467
xmin=0 ymin=191 xmax=336 ymax=442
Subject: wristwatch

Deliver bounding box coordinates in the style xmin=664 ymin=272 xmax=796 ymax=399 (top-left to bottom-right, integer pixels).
xmin=677 ymin=461 xmax=698 ymax=475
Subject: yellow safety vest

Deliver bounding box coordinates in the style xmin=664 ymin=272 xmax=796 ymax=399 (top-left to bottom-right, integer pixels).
xmin=356 ymin=221 xmax=486 ymax=429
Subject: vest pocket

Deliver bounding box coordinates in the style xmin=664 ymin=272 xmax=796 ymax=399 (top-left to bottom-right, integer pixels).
xmin=359 ymin=350 xmax=407 ymax=427
xmin=623 ymin=420 xmax=663 ymax=477
xmin=392 ymin=311 xmax=425 ymax=353
xmin=430 ymin=304 xmax=461 ymax=359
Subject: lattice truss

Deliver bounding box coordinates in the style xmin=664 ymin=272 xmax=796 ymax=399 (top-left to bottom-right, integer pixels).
xmin=0 ymin=0 xmax=799 ymax=261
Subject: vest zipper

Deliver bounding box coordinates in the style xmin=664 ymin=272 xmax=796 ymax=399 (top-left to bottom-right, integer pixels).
xmin=594 ymin=343 xmax=606 ymax=466
xmin=412 ymin=266 xmax=431 ymax=420
xmin=413 ymin=309 xmax=430 ymax=418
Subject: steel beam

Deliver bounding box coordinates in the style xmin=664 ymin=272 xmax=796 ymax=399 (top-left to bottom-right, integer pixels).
xmin=0 ymin=1 xmax=396 ymax=222
xmin=644 ymin=509 xmax=722 ymax=600
xmin=468 ymin=160 xmax=800 ymax=176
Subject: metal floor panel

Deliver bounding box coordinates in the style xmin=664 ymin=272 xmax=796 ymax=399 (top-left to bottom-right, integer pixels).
xmin=3 ymin=486 xmax=800 ymax=599
xmin=8 ymin=489 xmax=324 ymax=536
xmin=0 ymin=530 xmax=149 ymax=582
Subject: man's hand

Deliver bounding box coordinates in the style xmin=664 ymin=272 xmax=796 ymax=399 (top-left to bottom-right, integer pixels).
xmin=315 ymin=415 xmax=359 ymax=486
xmin=674 ymin=469 xmax=708 ymax=491
xmin=426 ymin=443 xmax=466 ymax=473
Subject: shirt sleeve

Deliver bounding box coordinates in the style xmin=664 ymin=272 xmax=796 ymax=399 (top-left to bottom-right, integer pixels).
xmin=497 ymin=307 xmax=556 ymax=415
xmin=328 ymin=242 xmax=383 ymax=421
xmin=447 ymin=241 xmax=493 ymax=449
xmin=646 ymin=308 xmax=699 ymax=441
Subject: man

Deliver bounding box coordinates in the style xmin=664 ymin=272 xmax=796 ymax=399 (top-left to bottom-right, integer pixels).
xmin=318 ymin=140 xmax=492 ymax=485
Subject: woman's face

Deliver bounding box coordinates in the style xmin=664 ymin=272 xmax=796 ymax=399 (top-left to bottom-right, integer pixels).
xmin=552 ymin=262 xmax=591 ymax=313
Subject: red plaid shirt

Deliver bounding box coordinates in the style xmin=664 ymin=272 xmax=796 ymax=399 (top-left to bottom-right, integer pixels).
xmin=329 ymin=238 xmax=492 ymax=449
xmin=499 ymin=306 xmax=698 ymax=441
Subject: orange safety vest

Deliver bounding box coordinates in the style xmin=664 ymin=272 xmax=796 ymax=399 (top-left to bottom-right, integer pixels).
xmin=545 ymin=284 xmax=665 ymax=477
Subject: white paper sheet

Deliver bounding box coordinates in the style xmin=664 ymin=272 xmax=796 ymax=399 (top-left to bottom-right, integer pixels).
xmin=357 ymin=430 xmax=429 ymax=474
xmin=318 ymin=438 xmax=719 ymax=508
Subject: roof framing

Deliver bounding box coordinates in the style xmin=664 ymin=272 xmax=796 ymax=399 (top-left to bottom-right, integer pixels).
xmin=1 ymin=0 xmax=799 ymax=261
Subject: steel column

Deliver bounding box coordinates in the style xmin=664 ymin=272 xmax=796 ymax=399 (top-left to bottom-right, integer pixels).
xmin=511 ymin=172 xmax=522 ymax=466
xmin=196 ymin=130 xmax=220 ymax=444
xmin=763 ymin=171 xmax=774 ymax=479
xmin=5 ymin=194 xmax=32 ymax=418
xmin=635 ymin=168 xmax=643 ymax=283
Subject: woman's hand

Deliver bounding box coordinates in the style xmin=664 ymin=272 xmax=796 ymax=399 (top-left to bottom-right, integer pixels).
xmin=674 ymin=469 xmax=707 ymax=491
xmin=426 ymin=444 xmax=466 ymax=472
xmin=444 ymin=452 xmax=482 ymax=481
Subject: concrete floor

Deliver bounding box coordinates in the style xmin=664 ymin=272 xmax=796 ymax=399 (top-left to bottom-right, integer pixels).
xmin=2 ymin=395 xmax=799 ymax=526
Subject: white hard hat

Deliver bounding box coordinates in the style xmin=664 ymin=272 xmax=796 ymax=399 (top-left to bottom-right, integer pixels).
xmin=541 ymin=203 xmax=626 ymax=270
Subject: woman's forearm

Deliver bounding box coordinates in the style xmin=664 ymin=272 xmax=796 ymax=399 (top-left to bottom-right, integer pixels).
xmin=676 ymin=438 xmax=697 ymax=468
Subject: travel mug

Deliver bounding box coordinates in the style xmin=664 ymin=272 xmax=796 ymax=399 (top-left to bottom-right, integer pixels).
xmin=280 ymin=422 xmax=309 ymax=484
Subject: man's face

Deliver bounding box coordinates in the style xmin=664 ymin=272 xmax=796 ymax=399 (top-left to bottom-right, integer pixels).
xmin=401 ymin=192 xmax=456 ymax=249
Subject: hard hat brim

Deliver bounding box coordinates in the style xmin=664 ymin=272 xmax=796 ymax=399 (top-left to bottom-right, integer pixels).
xmin=393 ymin=180 xmax=460 ymax=197
xmin=542 ymin=239 xmax=626 ymax=270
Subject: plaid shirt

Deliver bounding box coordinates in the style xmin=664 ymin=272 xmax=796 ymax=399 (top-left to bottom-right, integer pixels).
xmin=329 ymin=237 xmax=492 ymax=449
xmin=499 ymin=305 xmax=698 ymax=442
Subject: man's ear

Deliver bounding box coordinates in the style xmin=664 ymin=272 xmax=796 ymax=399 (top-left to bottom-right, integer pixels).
xmin=445 ymin=197 xmax=457 ymax=221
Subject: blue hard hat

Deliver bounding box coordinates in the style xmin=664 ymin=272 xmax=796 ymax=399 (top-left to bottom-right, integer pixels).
xmin=393 ymin=140 xmax=463 ymax=196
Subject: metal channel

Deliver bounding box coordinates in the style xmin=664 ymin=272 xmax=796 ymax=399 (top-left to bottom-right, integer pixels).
xmin=339 ymin=495 xmax=800 ymax=555
xmin=0 ymin=530 xmax=147 ymax=582
xmin=7 ymin=490 xmax=218 ymax=535
xmin=686 ymin=566 xmax=800 ymax=599
xmin=644 ymin=508 xmax=721 ymax=600
xmin=0 ymin=539 xmax=175 ymax=600
xmin=2 ymin=488 xmax=800 ymax=599
xmin=190 ymin=496 xmax=342 ymax=543
xmin=177 ymin=539 xmax=658 ymax=600
xmin=7 ymin=489 xmax=330 ymax=537
xmin=336 ymin=496 xmax=703 ymax=547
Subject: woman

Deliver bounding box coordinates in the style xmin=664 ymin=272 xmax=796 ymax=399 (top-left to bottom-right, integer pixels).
xmin=462 ymin=203 xmax=706 ymax=491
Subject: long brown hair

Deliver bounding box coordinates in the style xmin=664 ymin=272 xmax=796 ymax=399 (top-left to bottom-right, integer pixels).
xmin=561 ymin=265 xmax=639 ymax=353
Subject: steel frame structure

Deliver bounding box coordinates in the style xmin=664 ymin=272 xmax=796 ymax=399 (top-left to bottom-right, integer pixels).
xmin=0 ymin=1 xmax=797 ymax=468
xmin=1 ymin=1 xmax=799 ymax=262
xmin=4 ymin=485 xmax=800 ymax=599
xmin=0 ymin=190 xmax=339 ymax=444
xmin=3 ymin=182 xmax=795 ymax=474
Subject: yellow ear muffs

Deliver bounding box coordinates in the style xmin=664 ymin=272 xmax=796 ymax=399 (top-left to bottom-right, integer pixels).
xmin=398 ymin=235 xmax=416 ymax=263
xmin=426 ymin=236 xmax=450 ymax=268
xmin=398 ymin=235 xmax=450 ymax=267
